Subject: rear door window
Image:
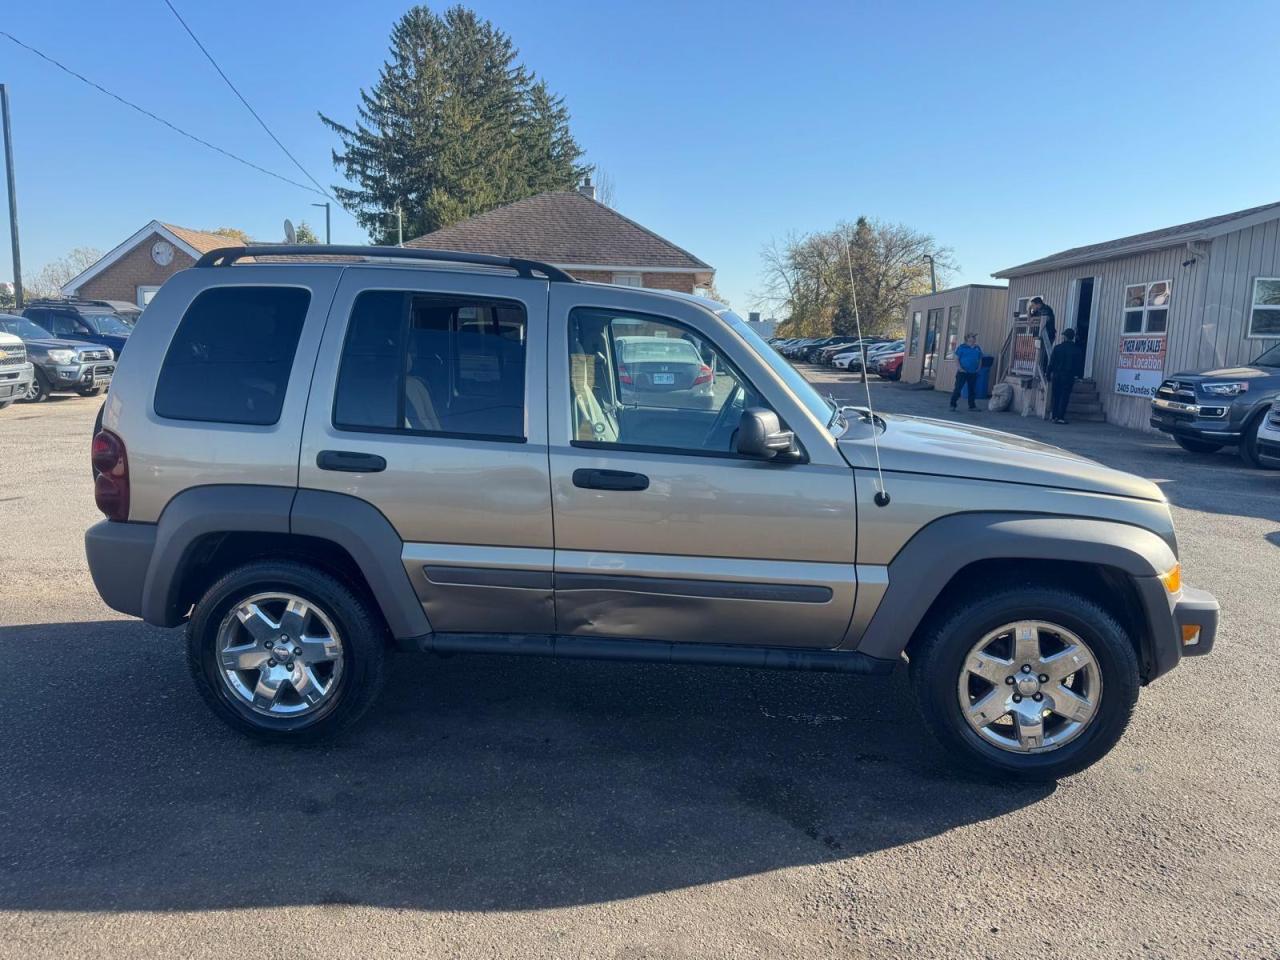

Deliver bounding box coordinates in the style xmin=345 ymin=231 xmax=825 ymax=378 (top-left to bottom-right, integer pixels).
xmin=333 ymin=290 xmax=527 ymax=441
xmin=154 ymin=286 xmax=311 ymax=425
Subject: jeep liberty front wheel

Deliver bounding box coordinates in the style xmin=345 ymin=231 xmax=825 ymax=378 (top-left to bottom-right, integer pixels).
xmin=910 ymin=585 xmax=1139 ymax=780
xmin=186 ymin=561 xmax=386 ymax=741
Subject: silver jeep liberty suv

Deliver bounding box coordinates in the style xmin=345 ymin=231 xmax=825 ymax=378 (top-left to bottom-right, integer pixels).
xmin=85 ymin=245 xmax=1218 ymax=780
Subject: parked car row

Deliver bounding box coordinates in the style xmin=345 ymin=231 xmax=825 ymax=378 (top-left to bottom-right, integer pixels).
xmin=1150 ymin=341 xmax=1280 ymax=469
xmin=0 ymin=299 xmax=135 ymax=408
xmin=766 ymin=335 xmax=906 ymax=381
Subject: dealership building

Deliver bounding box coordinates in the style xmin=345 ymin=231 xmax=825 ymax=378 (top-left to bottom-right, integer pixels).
xmin=993 ymin=201 xmax=1280 ymax=431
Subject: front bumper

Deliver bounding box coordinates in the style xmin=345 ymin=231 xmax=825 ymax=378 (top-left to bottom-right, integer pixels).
xmin=0 ymin=362 xmax=33 ymax=400
xmin=46 ymin=360 xmax=116 ymax=392
xmin=1135 ymin=576 xmax=1219 ymax=680
xmin=1150 ymin=397 xmax=1242 ymax=442
xmin=1173 ymin=586 xmax=1218 ymax=657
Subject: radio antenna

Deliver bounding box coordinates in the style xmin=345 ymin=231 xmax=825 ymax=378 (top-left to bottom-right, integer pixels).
xmin=842 ymin=233 xmax=890 ymax=507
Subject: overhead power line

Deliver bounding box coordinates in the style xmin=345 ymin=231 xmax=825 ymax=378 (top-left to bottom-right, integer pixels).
xmin=0 ymin=30 xmax=327 ymax=197
xmin=160 ymin=0 xmax=335 ymax=203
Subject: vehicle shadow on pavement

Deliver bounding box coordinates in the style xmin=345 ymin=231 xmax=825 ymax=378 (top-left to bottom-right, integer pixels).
xmin=0 ymin=620 xmax=1051 ymax=913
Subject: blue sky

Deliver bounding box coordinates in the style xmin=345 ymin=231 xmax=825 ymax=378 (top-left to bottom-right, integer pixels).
xmin=2 ymin=0 xmax=1276 ymax=311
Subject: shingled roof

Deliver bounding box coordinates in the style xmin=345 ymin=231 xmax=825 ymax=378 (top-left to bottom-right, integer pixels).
xmin=994 ymin=200 xmax=1280 ymax=278
xmin=406 ymin=190 xmax=712 ymax=272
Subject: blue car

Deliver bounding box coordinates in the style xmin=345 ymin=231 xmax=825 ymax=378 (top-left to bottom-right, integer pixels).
xmin=22 ymin=298 xmax=135 ymax=357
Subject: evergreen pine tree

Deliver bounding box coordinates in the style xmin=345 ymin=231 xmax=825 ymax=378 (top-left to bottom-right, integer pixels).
xmin=321 ymin=5 xmax=588 ymax=244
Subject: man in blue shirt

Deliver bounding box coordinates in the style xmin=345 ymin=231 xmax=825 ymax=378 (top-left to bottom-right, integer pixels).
xmin=950 ymin=332 xmax=983 ymax=411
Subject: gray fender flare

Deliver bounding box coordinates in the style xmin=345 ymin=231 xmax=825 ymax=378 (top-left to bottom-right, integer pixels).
xmin=853 ymin=512 xmax=1179 ymax=669
xmin=142 ymin=485 xmax=295 ymax=626
xmin=139 ymin=485 xmax=431 ymax=639
xmin=290 ymin=489 xmax=431 ymax=639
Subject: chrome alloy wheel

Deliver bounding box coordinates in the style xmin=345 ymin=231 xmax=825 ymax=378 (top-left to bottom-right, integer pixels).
xmin=957 ymin=620 xmax=1102 ymax=754
xmin=215 ymin=593 xmax=345 ymax=718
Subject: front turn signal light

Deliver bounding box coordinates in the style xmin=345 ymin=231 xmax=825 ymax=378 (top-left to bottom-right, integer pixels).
xmin=1159 ymin=563 xmax=1182 ymax=594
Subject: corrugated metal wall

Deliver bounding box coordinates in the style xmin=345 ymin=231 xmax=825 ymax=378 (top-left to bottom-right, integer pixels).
xmin=1004 ymin=220 xmax=1280 ymax=431
xmin=901 ymin=285 xmax=1008 ymax=390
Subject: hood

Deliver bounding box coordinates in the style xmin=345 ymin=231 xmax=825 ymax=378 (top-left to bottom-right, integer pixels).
xmin=1165 ymin=366 xmax=1276 ymax=382
xmin=25 ymin=337 xmax=105 ymax=352
xmin=838 ymin=414 xmax=1164 ymax=502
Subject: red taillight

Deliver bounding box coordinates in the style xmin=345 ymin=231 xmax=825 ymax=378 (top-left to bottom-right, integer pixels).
xmin=92 ymin=428 xmax=129 ymax=521
xmin=693 ymin=364 xmax=713 ymax=386
xmin=618 ymin=363 xmax=633 ymax=385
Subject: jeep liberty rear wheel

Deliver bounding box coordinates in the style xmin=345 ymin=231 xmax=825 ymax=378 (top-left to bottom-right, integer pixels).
xmin=910 ymin=585 xmax=1139 ymax=780
xmin=186 ymin=561 xmax=386 ymax=741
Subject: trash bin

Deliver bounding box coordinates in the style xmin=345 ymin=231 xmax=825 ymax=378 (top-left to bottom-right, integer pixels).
xmin=976 ymin=355 xmax=995 ymax=399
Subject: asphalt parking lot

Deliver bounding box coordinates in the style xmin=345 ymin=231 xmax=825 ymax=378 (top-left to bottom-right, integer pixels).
xmin=1 ymin=385 xmax=1278 ymax=960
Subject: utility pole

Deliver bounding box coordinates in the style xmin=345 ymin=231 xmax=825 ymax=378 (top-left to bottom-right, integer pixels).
xmin=922 ymin=254 xmax=937 ymax=295
xmin=310 ymin=201 xmax=331 ymax=244
xmin=395 ymin=200 xmax=403 ymax=247
xmin=1 ymin=84 xmax=23 ymax=309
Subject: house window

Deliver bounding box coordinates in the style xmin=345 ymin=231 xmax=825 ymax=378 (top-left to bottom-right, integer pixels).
xmin=1249 ymin=278 xmax=1280 ymax=338
xmin=1122 ymin=280 xmax=1171 ymax=334
xmin=612 ymin=273 xmax=643 ymax=287
xmin=944 ymin=304 xmax=962 ymax=359
xmin=1014 ymin=297 xmax=1031 ymax=319
xmin=137 ymin=285 xmax=160 ymax=307
xmin=908 ymin=311 xmax=921 ymax=356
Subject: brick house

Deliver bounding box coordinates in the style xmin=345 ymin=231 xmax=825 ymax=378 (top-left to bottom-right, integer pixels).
xmin=406 ymin=186 xmax=714 ymax=293
xmin=61 ymin=221 xmax=235 ymax=307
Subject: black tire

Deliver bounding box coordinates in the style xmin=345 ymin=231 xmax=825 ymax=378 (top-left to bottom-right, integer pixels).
xmin=1175 ymin=437 xmax=1223 ymax=454
xmin=1239 ymin=410 xmax=1277 ymax=469
xmin=186 ymin=560 xmax=387 ymax=741
xmin=909 ymin=584 xmax=1139 ymax=781
xmin=77 ymin=386 xmax=105 ymax=398
xmin=22 ymin=369 xmax=50 ymax=403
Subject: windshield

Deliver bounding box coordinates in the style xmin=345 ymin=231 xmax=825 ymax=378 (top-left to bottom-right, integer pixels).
xmin=718 ymin=309 xmax=834 ymax=430
xmin=1253 ymin=342 xmax=1280 ymax=367
xmin=0 ymin=317 xmax=54 ymax=340
xmin=83 ymin=312 xmax=133 ymax=336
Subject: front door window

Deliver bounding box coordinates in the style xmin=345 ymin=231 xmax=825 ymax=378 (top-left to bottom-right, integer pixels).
xmin=567 ymin=307 xmax=768 ymax=456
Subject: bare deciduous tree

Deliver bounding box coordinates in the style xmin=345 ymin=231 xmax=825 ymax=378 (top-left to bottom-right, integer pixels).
xmin=26 ymin=247 xmax=104 ymax=299
xmin=758 ymin=217 xmax=955 ymax=338
xmin=592 ymin=167 xmax=617 ymax=207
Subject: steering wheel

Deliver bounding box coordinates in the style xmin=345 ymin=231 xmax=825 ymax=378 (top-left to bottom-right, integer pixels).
xmin=702 ymin=382 xmax=745 ymax=450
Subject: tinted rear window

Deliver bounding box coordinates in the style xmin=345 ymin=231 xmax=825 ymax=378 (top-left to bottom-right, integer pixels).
xmin=333 ymin=290 xmax=527 ymax=440
xmin=154 ymin=286 xmax=310 ymax=425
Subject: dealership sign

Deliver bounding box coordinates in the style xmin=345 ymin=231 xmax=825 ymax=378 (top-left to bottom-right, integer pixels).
xmin=1115 ymin=335 xmax=1167 ymax=398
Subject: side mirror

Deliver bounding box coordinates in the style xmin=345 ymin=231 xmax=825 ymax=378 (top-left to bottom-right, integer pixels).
xmin=735 ymin=407 xmax=798 ymax=460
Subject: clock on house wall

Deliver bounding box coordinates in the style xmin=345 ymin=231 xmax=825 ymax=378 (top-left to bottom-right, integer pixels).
xmin=151 ymin=239 xmax=175 ymax=266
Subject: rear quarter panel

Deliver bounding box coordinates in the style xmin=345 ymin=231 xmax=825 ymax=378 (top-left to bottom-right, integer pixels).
xmin=102 ymin=266 xmax=341 ymax=522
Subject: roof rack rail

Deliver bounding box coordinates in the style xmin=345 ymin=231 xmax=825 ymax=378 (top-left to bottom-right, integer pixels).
xmin=193 ymin=245 xmax=576 ymax=283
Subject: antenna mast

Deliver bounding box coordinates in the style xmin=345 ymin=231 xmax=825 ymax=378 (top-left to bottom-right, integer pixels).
xmin=843 ymin=233 xmax=890 ymax=507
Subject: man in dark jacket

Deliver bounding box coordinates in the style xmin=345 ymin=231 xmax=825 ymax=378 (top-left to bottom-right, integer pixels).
xmin=1048 ymin=328 xmax=1082 ymax=423
xmin=1030 ymin=296 xmax=1056 ymax=343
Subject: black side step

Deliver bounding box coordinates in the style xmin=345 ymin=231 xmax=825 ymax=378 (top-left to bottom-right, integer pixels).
xmin=417 ymin=633 xmax=897 ymax=675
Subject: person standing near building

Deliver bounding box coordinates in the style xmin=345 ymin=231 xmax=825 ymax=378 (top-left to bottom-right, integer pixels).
xmin=1030 ymin=296 xmax=1057 ymax=343
xmin=1048 ymin=328 xmax=1082 ymax=423
xmin=950 ymin=332 xmax=983 ymax=411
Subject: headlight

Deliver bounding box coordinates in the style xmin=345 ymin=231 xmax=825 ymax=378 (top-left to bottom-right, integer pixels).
xmin=46 ymin=349 xmax=76 ymax=364
xmin=1201 ymin=381 xmax=1248 ymax=397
